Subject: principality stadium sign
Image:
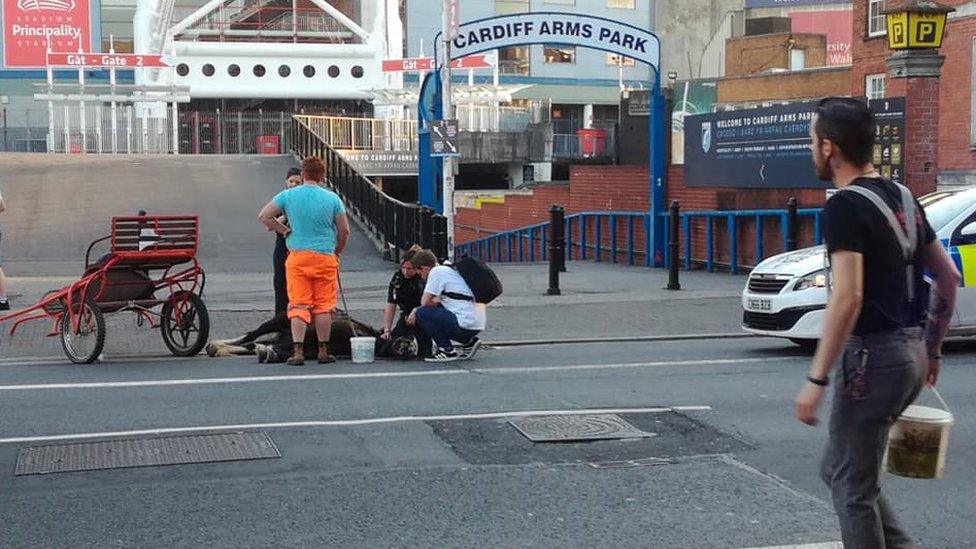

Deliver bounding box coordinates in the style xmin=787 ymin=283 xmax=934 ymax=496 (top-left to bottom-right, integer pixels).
xmin=2 ymin=0 xmax=90 ymax=69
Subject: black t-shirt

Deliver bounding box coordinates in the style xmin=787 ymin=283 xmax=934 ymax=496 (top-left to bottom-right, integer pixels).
xmin=387 ymin=270 xmax=423 ymax=314
xmin=823 ymin=177 xmax=937 ymax=335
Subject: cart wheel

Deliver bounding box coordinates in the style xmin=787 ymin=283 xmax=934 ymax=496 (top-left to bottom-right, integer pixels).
xmin=59 ymin=298 xmax=106 ymax=364
xmin=161 ymin=291 xmax=210 ymax=357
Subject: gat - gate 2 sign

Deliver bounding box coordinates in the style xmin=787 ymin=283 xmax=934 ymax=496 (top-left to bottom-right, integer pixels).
xmin=449 ymin=12 xmax=660 ymax=69
xmin=2 ymin=0 xmax=91 ymax=69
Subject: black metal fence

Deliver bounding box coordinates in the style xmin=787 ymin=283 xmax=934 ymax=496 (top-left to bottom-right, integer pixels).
xmin=292 ymin=116 xmax=447 ymax=260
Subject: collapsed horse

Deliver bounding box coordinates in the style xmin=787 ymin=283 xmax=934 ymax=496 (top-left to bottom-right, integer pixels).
xmin=206 ymin=309 xmax=418 ymax=363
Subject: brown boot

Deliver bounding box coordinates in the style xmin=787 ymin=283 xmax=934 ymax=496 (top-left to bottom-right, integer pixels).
xmin=286 ymin=343 xmax=304 ymax=366
xmin=317 ymin=342 xmax=336 ymax=364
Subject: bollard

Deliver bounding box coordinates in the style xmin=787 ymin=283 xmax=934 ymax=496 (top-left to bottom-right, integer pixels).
xmin=786 ymin=197 xmax=798 ymax=252
xmin=419 ymin=206 xmax=433 ymax=250
xmin=547 ymin=205 xmax=565 ymax=296
xmin=666 ymin=201 xmax=681 ymax=291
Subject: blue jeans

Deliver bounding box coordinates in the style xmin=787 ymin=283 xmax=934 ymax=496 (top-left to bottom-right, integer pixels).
xmin=415 ymin=306 xmax=479 ymax=351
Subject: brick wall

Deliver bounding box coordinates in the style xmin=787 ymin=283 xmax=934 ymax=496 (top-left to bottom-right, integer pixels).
xmin=725 ymin=33 xmax=828 ymax=76
xmin=718 ymin=67 xmax=851 ymax=103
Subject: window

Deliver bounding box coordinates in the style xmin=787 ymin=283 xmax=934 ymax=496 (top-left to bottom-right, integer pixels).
xmin=608 ymin=0 xmax=635 ymax=8
xmin=868 ymin=0 xmax=887 ymax=37
xmin=544 ymin=46 xmax=576 ymax=64
xmin=789 ymin=49 xmax=806 ymax=71
xmin=496 ymin=0 xmax=529 ymax=14
xmin=499 ymin=46 xmax=530 ymax=75
xmin=607 ymin=53 xmax=636 ymax=66
xmin=866 ymin=73 xmax=885 ymax=100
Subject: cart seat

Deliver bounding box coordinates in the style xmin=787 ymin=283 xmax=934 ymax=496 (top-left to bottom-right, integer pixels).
xmin=110 ymin=215 xmax=200 ymax=267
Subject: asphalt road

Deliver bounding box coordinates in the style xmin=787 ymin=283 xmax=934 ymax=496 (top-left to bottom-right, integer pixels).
xmin=1 ymin=337 xmax=973 ymax=549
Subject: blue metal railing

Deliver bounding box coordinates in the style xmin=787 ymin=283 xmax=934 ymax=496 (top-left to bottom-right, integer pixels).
xmin=455 ymin=207 xmax=823 ymax=273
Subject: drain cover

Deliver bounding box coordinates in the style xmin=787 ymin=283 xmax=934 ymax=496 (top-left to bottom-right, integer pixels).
xmin=14 ymin=431 xmax=280 ymax=475
xmin=508 ymin=414 xmax=653 ymax=442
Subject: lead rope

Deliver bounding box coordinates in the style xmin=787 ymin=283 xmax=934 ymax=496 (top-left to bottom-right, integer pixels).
xmin=336 ymin=272 xmax=362 ymax=337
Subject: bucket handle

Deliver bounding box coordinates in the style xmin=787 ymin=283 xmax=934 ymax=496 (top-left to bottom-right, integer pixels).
xmin=930 ymin=385 xmax=952 ymax=415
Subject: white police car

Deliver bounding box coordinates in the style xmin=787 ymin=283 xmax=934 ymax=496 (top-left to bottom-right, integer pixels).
xmin=742 ymin=187 xmax=976 ymax=348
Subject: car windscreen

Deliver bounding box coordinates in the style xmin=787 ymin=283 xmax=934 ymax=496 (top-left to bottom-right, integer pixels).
xmin=922 ymin=191 xmax=976 ymax=233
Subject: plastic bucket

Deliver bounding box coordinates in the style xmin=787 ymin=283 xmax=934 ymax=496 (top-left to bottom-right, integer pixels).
xmin=350 ymin=336 xmax=376 ymax=364
xmin=883 ymin=404 xmax=954 ymax=479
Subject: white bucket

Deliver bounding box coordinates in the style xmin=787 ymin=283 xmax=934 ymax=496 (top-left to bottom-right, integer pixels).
xmin=884 ymin=404 xmax=954 ymax=479
xmin=350 ymin=336 xmax=376 ymax=364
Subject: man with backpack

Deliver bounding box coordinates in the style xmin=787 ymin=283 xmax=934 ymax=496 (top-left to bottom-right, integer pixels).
xmin=407 ymin=250 xmax=497 ymax=362
xmin=793 ymin=97 xmax=960 ymax=547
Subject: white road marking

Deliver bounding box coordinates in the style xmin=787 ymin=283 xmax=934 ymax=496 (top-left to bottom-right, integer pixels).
xmin=0 ymin=406 xmax=712 ymax=444
xmin=0 ymin=357 xmax=802 ymax=392
xmin=737 ymin=544 xmax=842 ymax=549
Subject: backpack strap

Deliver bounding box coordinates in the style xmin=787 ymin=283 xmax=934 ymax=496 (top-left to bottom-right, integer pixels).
xmin=838 ymin=182 xmax=919 ymax=302
xmin=441 ymin=291 xmax=474 ymax=302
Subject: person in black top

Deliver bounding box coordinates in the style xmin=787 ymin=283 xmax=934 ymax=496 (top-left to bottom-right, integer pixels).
xmin=793 ymin=98 xmax=960 ymax=548
xmin=381 ymin=246 xmax=428 ymax=358
xmin=273 ymin=167 xmax=303 ymax=314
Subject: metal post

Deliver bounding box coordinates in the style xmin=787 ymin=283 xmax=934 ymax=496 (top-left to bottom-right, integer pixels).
xmin=46 ymin=47 xmax=55 ymax=153
xmin=419 ymin=206 xmax=433 ymax=249
xmin=648 ymin=74 xmax=667 ymax=266
xmin=441 ymin=0 xmax=456 ymax=260
xmin=78 ymin=47 xmax=86 ymax=153
xmin=667 ymin=201 xmax=681 ymax=291
xmin=171 ymin=101 xmax=179 ymax=154
xmin=110 ymin=36 xmax=118 ymax=154
xmin=547 ymin=205 xmax=565 ymax=296
xmin=237 ymin=111 xmax=243 ymax=154
xmin=786 ymin=196 xmax=798 ymax=252
xmin=126 ymin=105 xmax=132 ymax=154
xmin=63 ymin=104 xmax=70 ymax=154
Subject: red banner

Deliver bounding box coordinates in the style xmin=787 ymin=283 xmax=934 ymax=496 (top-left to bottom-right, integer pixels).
xmin=2 ymin=0 xmax=90 ymax=69
xmin=790 ymin=10 xmax=852 ymax=67
xmin=382 ymin=55 xmax=494 ymax=73
xmin=47 ymin=52 xmax=169 ymax=68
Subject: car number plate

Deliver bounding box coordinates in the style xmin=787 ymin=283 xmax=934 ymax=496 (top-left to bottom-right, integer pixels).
xmin=747 ymin=298 xmax=772 ymax=312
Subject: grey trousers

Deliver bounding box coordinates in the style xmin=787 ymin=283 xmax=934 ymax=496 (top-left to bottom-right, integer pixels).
xmin=820 ymin=327 xmax=925 ymax=549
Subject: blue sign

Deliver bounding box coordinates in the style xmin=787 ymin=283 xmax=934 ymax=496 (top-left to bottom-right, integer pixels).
xmin=684 ymin=99 xmax=905 ymax=189
xmin=744 ymin=0 xmax=850 ymax=8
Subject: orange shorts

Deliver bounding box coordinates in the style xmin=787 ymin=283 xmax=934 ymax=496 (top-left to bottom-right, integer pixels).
xmin=285 ymin=250 xmax=339 ymax=324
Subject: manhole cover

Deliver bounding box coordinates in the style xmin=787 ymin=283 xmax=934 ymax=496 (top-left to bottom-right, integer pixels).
xmin=15 ymin=431 xmax=280 ymax=475
xmin=508 ymin=414 xmax=653 ymax=442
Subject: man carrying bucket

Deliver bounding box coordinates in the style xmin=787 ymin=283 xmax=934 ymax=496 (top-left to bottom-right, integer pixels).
xmin=792 ymin=97 xmax=960 ymax=547
xmin=258 ymin=156 xmax=349 ymax=366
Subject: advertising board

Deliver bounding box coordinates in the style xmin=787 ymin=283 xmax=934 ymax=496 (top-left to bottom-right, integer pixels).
xmin=683 ymin=98 xmax=905 ymax=188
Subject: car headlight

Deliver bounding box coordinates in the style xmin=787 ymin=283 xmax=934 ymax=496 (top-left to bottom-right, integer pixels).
xmin=794 ymin=269 xmax=827 ymax=291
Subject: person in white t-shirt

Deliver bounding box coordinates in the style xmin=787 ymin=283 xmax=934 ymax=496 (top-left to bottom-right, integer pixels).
xmin=0 ymin=186 xmax=7 ymax=310
xmin=406 ymin=249 xmax=484 ymax=362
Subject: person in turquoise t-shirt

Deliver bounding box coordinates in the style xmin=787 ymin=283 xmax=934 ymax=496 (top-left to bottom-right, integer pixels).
xmin=258 ymin=156 xmax=349 ymax=365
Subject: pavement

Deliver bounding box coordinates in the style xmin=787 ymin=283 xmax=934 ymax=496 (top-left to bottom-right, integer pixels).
xmin=1 ymin=154 xmax=972 ymax=548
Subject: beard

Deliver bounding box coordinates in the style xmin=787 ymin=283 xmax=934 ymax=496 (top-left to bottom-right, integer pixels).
xmin=813 ymin=155 xmax=833 ymax=182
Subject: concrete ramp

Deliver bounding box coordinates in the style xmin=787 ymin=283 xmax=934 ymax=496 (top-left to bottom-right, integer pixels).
xmin=0 ymin=154 xmax=386 ymax=276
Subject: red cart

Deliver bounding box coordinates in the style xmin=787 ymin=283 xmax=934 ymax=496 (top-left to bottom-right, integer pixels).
xmin=0 ymin=215 xmax=210 ymax=363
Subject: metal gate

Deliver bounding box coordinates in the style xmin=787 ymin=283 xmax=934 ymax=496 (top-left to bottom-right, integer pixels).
xmin=48 ymin=104 xmax=177 ymax=155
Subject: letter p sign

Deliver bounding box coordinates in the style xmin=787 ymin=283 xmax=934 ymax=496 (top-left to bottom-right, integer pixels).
xmin=916 ymin=21 xmax=937 ymax=45
xmin=891 ymin=22 xmax=906 ymax=46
